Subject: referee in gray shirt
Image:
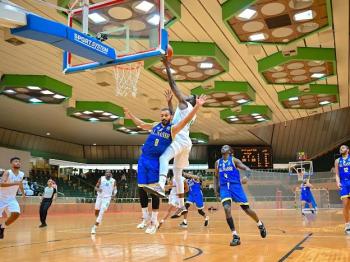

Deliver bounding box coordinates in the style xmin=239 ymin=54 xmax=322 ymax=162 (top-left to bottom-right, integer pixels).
xmin=39 ymin=179 xmax=57 ymax=228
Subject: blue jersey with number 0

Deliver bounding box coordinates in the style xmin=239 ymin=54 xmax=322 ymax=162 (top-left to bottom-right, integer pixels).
xmin=218 ymin=156 xmax=240 ymax=184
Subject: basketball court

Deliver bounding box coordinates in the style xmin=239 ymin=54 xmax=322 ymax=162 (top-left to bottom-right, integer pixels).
xmin=0 ymin=0 xmax=349 ymax=261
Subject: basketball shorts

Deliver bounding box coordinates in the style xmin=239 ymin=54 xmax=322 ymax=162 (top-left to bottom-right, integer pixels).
xmin=339 ymin=180 xmax=350 ymax=199
xmin=0 ymin=198 xmax=20 ymax=217
xmin=186 ymin=192 xmax=204 ymax=209
xmin=95 ymin=196 xmax=111 ymax=211
xmin=168 ymin=194 xmax=180 ymax=208
xmin=137 ymin=155 xmax=159 ymax=186
xmin=300 ymin=192 xmax=312 ymax=203
xmin=220 ymin=183 xmax=249 ymax=205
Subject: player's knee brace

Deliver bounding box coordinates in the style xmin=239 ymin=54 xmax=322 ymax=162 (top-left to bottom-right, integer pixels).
xmin=198 ymin=209 xmax=206 ymax=216
xmin=222 ymin=200 xmax=232 ymax=218
xmin=151 ymin=194 xmax=160 ymax=210
xmin=240 ymin=204 xmax=250 ymax=211
xmin=138 ymin=187 xmax=149 ymax=208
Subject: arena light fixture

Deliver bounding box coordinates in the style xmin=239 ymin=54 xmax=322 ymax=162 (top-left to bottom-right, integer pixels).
xmin=146 ymin=41 xmax=229 ymax=82
xmin=220 ymin=105 xmax=272 ymax=125
xmin=190 ymin=132 xmax=209 ymax=144
xmin=288 ymin=97 xmax=299 ymax=101
xmin=135 ymin=1 xmax=154 ymax=13
xmin=88 ymin=13 xmax=108 ymax=24
xmin=147 ymin=14 xmax=160 ymax=25
xmin=113 ymin=119 xmax=154 ymax=135
xmin=0 ymin=74 xmax=72 ymax=104
xmin=278 ymin=84 xmax=338 ymax=109
xmin=67 ymin=101 xmax=124 ymax=122
xmin=251 ymin=113 xmax=259 ymax=116
xmin=191 ymin=81 xmax=255 ymax=108
xmin=258 ymin=47 xmax=336 ymax=85
xmin=222 ymin=0 xmax=332 ymax=44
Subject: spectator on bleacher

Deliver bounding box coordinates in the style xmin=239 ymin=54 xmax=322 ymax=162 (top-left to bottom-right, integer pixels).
xmin=30 ymin=182 xmax=40 ymax=196
xmin=22 ymin=177 xmax=34 ymax=196
xmin=39 ymin=179 xmax=57 ymax=228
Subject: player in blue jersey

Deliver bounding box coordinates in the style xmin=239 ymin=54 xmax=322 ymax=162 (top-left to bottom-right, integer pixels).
xmin=124 ymin=94 xmax=206 ymax=234
xmin=300 ymin=179 xmax=316 ymax=214
xmin=177 ymin=172 xmax=209 ymax=228
xmin=214 ymin=145 xmax=267 ymax=246
xmin=335 ymin=145 xmax=350 ymax=235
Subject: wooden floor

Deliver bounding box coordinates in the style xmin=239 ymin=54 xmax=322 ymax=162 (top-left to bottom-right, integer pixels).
xmin=0 ymin=208 xmax=349 ymax=261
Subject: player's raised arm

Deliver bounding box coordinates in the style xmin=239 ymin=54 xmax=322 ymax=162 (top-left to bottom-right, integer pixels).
xmin=162 ymin=58 xmax=187 ymax=108
xmin=164 ymin=89 xmax=174 ymax=115
xmin=124 ymin=108 xmax=153 ymax=130
xmin=171 ymin=95 xmax=206 ymax=136
xmin=233 ymin=157 xmax=251 ymax=183
xmin=335 ymin=158 xmax=341 ymax=188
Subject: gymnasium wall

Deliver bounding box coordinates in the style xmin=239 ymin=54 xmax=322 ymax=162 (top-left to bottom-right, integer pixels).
xmin=0 ymin=146 xmax=31 ymax=174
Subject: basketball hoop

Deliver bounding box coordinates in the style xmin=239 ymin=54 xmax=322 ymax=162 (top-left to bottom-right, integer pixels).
xmin=113 ymin=61 xmax=143 ymax=97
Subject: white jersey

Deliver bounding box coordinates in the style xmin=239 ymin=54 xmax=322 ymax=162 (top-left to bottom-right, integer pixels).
xmin=172 ymin=102 xmax=196 ymax=146
xmin=169 ymin=176 xmax=185 ymax=196
xmin=0 ymin=169 xmax=24 ymax=200
xmin=97 ymin=176 xmax=115 ymax=198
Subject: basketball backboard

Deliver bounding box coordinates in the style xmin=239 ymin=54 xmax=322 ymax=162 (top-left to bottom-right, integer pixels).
xmin=62 ymin=0 xmax=167 ymax=74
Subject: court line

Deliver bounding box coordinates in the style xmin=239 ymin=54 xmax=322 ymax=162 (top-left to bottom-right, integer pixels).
xmin=278 ymin=232 xmax=313 ymax=262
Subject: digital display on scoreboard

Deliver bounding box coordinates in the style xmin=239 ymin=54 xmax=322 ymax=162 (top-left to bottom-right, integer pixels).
xmin=231 ymin=147 xmax=272 ymax=169
xmin=208 ymin=146 xmax=273 ymax=169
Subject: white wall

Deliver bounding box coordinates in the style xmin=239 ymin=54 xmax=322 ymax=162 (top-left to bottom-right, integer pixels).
xmin=0 ymin=147 xmax=31 ymax=175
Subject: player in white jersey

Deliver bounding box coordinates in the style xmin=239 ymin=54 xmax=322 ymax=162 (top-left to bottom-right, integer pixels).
xmin=143 ymin=58 xmax=197 ymax=218
xmin=158 ymin=173 xmax=188 ymax=229
xmin=0 ymin=157 xmax=25 ymax=239
xmin=91 ymin=170 xmax=117 ymax=234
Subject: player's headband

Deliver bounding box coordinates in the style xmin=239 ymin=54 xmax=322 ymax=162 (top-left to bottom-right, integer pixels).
xmin=221 ymin=145 xmax=231 ymax=154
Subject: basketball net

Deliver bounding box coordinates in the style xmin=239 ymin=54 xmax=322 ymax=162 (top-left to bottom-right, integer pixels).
xmin=297 ymin=170 xmax=304 ymax=181
xmin=113 ymin=61 xmax=143 ymax=97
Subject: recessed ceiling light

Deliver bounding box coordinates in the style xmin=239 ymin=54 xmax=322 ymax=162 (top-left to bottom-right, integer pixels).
xmin=41 ymin=90 xmax=54 ymax=95
xmin=53 ymin=94 xmax=66 ymax=99
xmin=319 ymin=101 xmax=330 ymax=105
xmin=27 ymin=86 xmax=41 ymax=90
xmin=198 ymin=140 xmax=206 ymax=143
xmin=249 ymin=33 xmax=265 ymax=41
xmin=162 ymin=68 xmax=177 ymax=74
xmin=110 ymin=115 xmax=118 ymax=119
xmin=257 ymin=118 xmax=266 ymax=121
xmin=311 ymin=73 xmax=325 ymax=78
xmin=230 ymin=118 xmax=239 ymax=122
xmin=102 ymin=112 xmax=112 ymax=116
xmin=227 ymin=116 xmax=237 ymax=119
xmin=29 ymin=98 xmax=42 ymax=103
xmin=237 ymin=99 xmax=248 ymax=104
xmin=135 ymin=1 xmax=154 ymax=12
xmin=94 ymin=110 xmax=104 ymax=113
xmin=119 ymin=127 xmax=127 ymax=131
xmin=93 ymin=143 xmax=97 ymax=146
xmin=294 ymin=10 xmax=314 ymax=22
xmin=288 ymin=97 xmax=299 ymax=101
xmin=89 ymin=117 xmax=99 ymax=122
xmin=46 ymin=132 xmax=50 ymax=136
xmin=88 ymin=13 xmax=107 ymax=24
xmin=83 ymin=111 xmax=93 ymax=115
xmin=74 ymin=112 xmax=82 ymax=116
xmin=4 ymin=89 xmax=16 ymax=94
xmin=251 ymin=113 xmax=260 ymax=116
xmin=199 ymin=63 xmax=213 ymax=69
xmin=254 ymin=115 xmax=263 ymax=119
xmin=147 ymin=14 xmax=160 ymax=25
xmin=237 ymin=8 xmax=256 ymax=20
xmin=130 ymin=131 xmax=138 ymax=135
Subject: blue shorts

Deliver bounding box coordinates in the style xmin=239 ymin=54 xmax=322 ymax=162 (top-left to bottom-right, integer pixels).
xmin=220 ymin=182 xmax=248 ymax=205
xmin=339 ymin=180 xmax=350 ymax=199
xmin=186 ymin=192 xmax=204 ymax=209
xmin=137 ymin=155 xmax=159 ymax=186
xmin=300 ymin=192 xmax=312 ymax=203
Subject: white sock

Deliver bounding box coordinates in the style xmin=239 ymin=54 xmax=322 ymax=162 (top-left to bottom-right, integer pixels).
xmin=257 ymin=220 xmax=263 ymax=226
xmin=232 ymin=230 xmax=238 ymax=236
xmin=142 ymin=208 xmax=149 ymax=221
xmin=183 ymin=219 xmax=187 ymax=224
xmin=159 ymin=175 xmax=167 ymax=189
xmin=205 ymin=216 xmax=209 ymax=220
xmin=151 ymin=211 xmax=158 ymax=224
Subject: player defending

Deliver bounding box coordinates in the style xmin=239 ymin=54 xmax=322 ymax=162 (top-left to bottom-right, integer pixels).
xmin=125 ymin=95 xmax=206 ymax=234
xmin=144 ymin=58 xmax=199 ymax=218
xmin=178 ymin=172 xmax=209 ymax=228
xmin=214 ymin=145 xmax=267 ymax=246
xmin=335 ymin=145 xmax=350 ymax=235
xmin=0 ymin=157 xmax=25 ymax=239
xmin=158 ymin=173 xmax=188 ymax=229
xmin=91 ymin=170 xmax=117 ymax=234
xmin=300 ymin=178 xmax=316 ymax=214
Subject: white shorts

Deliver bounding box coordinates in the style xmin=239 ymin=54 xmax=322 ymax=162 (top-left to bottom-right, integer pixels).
xmin=168 ymin=194 xmax=180 ymax=208
xmin=95 ymin=197 xmax=111 ymax=211
xmin=0 ymin=198 xmax=20 ymax=217
xmin=171 ymin=141 xmax=192 ymax=169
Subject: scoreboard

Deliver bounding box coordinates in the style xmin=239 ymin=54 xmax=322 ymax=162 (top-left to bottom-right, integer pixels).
xmin=208 ymin=146 xmax=273 ymax=169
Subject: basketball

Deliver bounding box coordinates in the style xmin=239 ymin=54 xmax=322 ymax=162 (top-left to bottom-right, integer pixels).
xmin=165 ymin=44 xmax=173 ymax=60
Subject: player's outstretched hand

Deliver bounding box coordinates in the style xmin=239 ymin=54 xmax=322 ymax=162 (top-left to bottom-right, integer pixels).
xmin=241 ymin=176 xmax=248 ymax=184
xmin=123 ymin=108 xmax=130 ymax=118
xmin=196 ymin=94 xmax=207 ymax=106
xmin=164 ymin=89 xmax=173 ymax=102
xmin=337 ymin=181 xmax=342 ymax=189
